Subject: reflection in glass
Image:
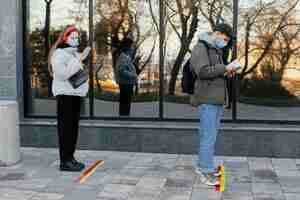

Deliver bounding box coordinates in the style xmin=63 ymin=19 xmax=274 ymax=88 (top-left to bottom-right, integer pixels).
xmin=26 ymin=0 xmax=89 ymax=116
xmin=237 ymin=0 xmax=300 ymax=120
xmin=93 ymin=0 xmax=159 ymax=117
xmin=163 ymin=0 xmax=233 ymax=119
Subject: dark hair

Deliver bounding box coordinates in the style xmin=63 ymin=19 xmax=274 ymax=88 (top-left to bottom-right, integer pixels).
xmin=214 ymin=23 xmax=234 ymax=39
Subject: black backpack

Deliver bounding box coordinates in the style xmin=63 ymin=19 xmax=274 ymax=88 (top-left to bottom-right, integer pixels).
xmin=181 ymin=40 xmax=210 ymax=94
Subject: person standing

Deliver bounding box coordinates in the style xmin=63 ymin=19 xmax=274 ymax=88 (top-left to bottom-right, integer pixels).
xmin=190 ymin=23 xmax=237 ymax=185
xmin=115 ymin=36 xmax=138 ymax=116
xmin=49 ymin=26 xmax=90 ymax=171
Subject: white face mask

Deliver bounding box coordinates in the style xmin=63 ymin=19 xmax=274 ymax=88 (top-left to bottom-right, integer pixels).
xmin=66 ymin=32 xmax=79 ymax=47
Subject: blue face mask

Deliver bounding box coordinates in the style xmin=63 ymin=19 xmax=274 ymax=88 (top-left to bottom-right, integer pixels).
xmin=215 ymin=38 xmax=227 ymax=49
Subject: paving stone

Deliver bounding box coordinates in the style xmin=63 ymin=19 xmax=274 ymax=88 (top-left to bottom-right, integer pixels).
xmin=249 ymin=158 xmax=273 ymax=171
xmin=96 ymin=184 xmax=135 ymax=200
xmin=285 ymin=193 xmax=300 ymax=200
xmin=225 ymin=182 xmax=252 ymax=194
xmin=222 ymin=192 xmax=253 ymax=200
xmin=62 ymin=186 xmax=99 ymax=200
xmin=251 ymin=169 xmax=279 ymax=183
xmin=111 ymin=175 xmax=140 ymax=186
xmin=30 ymin=192 xmax=64 ymax=200
xmin=254 ymin=194 xmax=286 ymax=200
xmin=164 ymin=177 xmax=194 ymax=189
xmin=252 ymin=183 xmax=283 ymax=195
xmin=226 ymin=172 xmax=251 ymax=183
xmin=0 ymin=189 xmax=37 ymax=200
xmin=0 ymin=172 xmax=26 ymax=181
xmin=158 ymin=187 xmax=192 ymax=200
xmin=3 ymin=148 xmax=300 ymax=200
xmin=129 ymin=188 xmax=162 ymax=200
xmin=190 ymin=188 xmax=221 ymax=200
xmin=279 ymin=176 xmax=300 ymax=193
xmin=136 ymin=177 xmax=167 ymax=190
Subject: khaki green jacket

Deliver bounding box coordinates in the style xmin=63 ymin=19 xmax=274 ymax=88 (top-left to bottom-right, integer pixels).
xmin=190 ymin=39 xmax=227 ymax=106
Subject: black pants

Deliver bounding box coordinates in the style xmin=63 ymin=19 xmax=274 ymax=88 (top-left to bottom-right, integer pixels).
xmin=56 ymin=95 xmax=81 ymax=162
xmin=119 ymin=84 xmax=134 ymax=116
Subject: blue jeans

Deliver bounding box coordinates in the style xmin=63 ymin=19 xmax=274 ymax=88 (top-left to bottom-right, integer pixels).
xmin=197 ymin=104 xmax=223 ymax=173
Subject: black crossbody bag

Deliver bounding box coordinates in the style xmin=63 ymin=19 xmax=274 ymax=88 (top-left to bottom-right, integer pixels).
xmin=64 ymin=50 xmax=89 ymax=89
xmin=68 ymin=68 xmax=89 ymax=89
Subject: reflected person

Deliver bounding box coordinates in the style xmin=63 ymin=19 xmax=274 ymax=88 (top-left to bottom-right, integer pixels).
xmin=115 ymin=36 xmax=138 ymax=116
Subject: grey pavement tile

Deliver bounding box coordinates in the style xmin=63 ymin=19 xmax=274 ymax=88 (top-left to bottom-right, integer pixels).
xmin=62 ymin=187 xmax=100 ymax=200
xmin=248 ymin=158 xmax=273 ymax=171
xmin=0 ymin=178 xmax=53 ymax=191
xmin=254 ymin=194 xmax=286 ymax=200
xmin=0 ymin=172 xmax=26 ymax=181
xmin=129 ymin=188 xmax=162 ymax=200
xmin=96 ymin=184 xmax=135 ymax=200
xmin=30 ymin=192 xmax=64 ymax=200
xmin=0 ymin=189 xmax=37 ymax=200
xmin=119 ymin=167 xmax=149 ymax=177
xmin=285 ymin=193 xmax=300 ymax=200
xmin=279 ymin=176 xmax=300 ymax=193
xmin=190 ymin=188 xmax=222 ymax=200
xmin=251 ymin=169 xmax=279 ymax=183
xmin=252 ymin=182 xmax=283 ymax=196
xmin=168 ymin=169 xmax=196 ymax=181
xmin=136 ymin=177 xmax=167 ymax=190
xmin=226 ymin=172 xmax=252 ymax=183
xmin=125 ymin=155 xmax=155 ymax=168
xmin=175 ymin=155 xmax=197 ymax=167
xmin=225 ymin=182 xmax=252 ymax=194
xmin=41 ymin=175 xmax=79 ymax=194
xmin=222 ymin=192 xmax=254 ymax=200
xmin=144 ymin=166 xmax=171 ymax=178
xmin=111 ymin=175 xmax=140 ymax=186
xmin=224 ymin=161 xmax=251 ymax=183
xmin=95 ymin=158 xmax=130 ymax=172
xmin=164 ymin=177 xmax=194 ymax=189
xmin=158 ymin=187 xmax=192 ymax=200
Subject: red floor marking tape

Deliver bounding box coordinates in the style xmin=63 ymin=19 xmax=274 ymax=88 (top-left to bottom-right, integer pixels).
xmin=75 ymin=160 xmax=104 ymax=184
xmin=215 ymin=165 xmax=225 ymax=192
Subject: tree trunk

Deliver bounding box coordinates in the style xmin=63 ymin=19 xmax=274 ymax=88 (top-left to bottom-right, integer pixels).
xmin=168 ymin=46 xmax=188 ymax=95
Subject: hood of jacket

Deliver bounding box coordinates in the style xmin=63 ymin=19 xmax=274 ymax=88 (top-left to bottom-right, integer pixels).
xmin=198 ymin=32 xmax=217 ymax=48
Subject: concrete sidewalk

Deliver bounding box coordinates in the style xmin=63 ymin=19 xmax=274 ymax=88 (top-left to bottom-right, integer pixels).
xmin=0 ymin=148 xmax=300 ymax=200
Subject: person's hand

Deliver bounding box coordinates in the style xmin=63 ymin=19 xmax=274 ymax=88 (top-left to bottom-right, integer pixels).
xmin=80 ymin=46 xmax=91 ymax=62
xmin=225 ymin=67 xmax=236 ymax=78
xmin=226 ymin=59 xmax=241 ymax=70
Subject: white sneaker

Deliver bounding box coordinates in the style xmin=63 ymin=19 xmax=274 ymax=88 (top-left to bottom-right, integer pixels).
xmin=213 ymin=170 xmax=221 ymax=177
xmin=195 ymin=168 xmax=220 ymax=186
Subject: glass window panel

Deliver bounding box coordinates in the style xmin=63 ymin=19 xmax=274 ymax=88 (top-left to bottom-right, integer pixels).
xmin=162 ymin=0 xmax=234 ymax=119
xmin=237 ymin=0 xmax=300 ymax=121
xmin=92 ymin=0 xmax=159 ymax=118
xmin=25 ymin=0 xmax=90 ymax=116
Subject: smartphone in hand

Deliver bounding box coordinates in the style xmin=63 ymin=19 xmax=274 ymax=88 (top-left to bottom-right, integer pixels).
xmin=226 ymin=59 xmax=241 ymax=70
